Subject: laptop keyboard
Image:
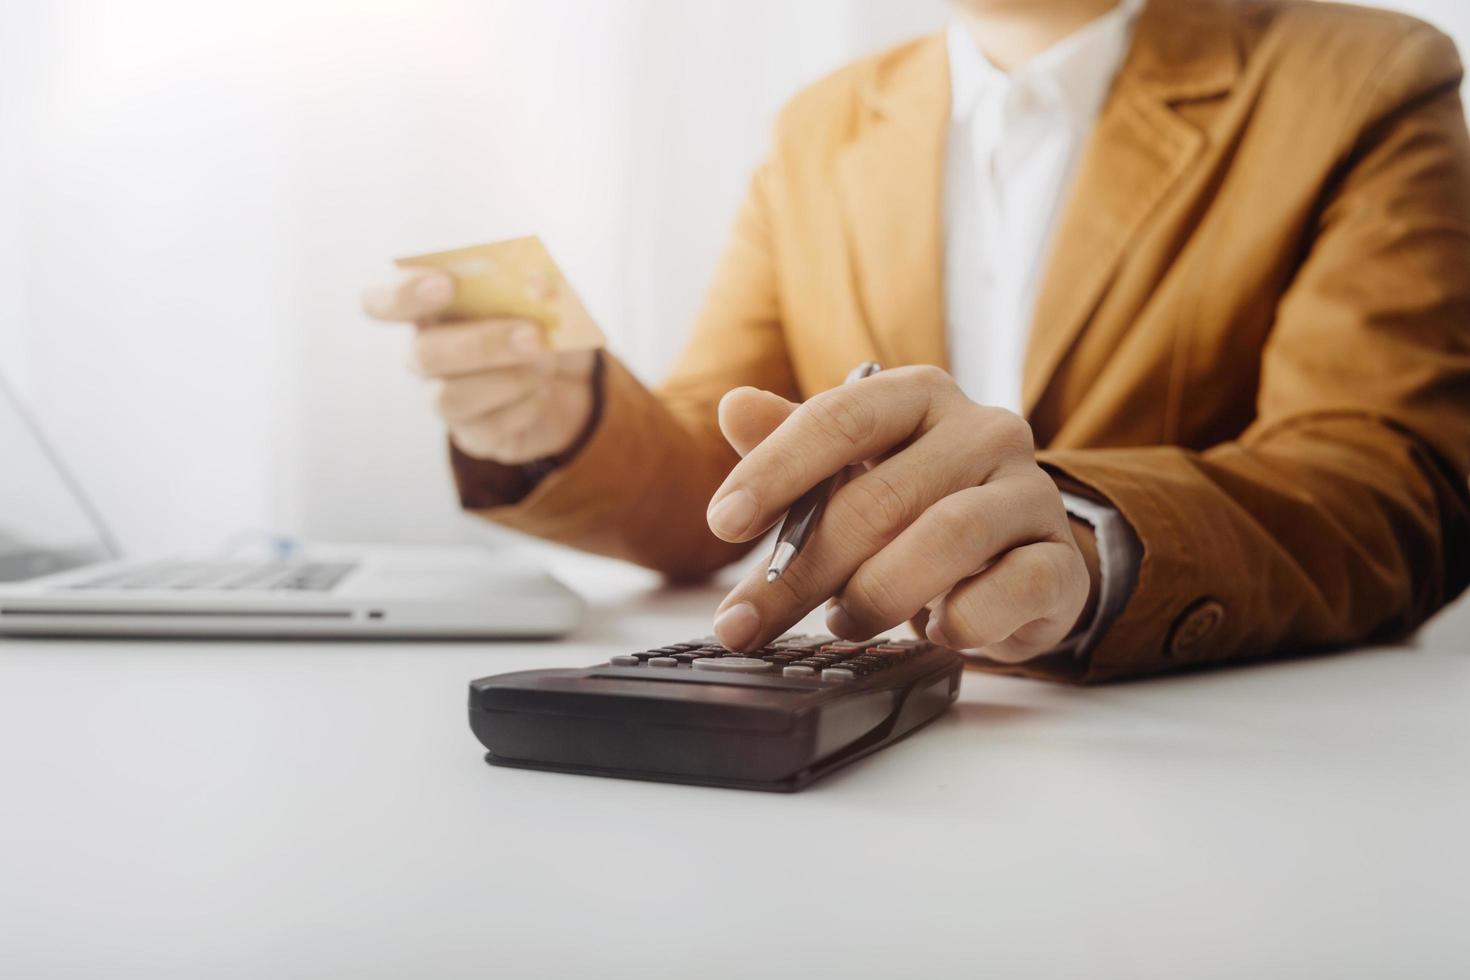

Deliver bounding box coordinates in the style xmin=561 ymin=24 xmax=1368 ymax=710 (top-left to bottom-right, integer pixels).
xmin=63 ymin=561 xmax=359 ymax=593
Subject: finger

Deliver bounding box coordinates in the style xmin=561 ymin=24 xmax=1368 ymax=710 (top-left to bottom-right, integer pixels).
xmin=926 ymin=541 xmax=1088 ymax=662
xmin=718 ymin=387 xmax=799 ymax=458
xmin=410 ymin=318 xmax=547 ymax=378
xmin=706 ymin=367 xmax=947 ymax=542
xmin=704 ymin=368 xmax=1028 ymax=544
xmin=710 ymin=423 xmax=980 ymax=652
xmin=827 ymin=471 xmax=1069 ymax=640
xmin=362 ymin=268 xmax=455 ymax=322
xmin=429 ymin=363 xmax=552 ymax=424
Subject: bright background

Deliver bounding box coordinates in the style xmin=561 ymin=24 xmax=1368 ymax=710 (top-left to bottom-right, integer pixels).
xmin=1 ymin=0 xmax=1468 ymax=556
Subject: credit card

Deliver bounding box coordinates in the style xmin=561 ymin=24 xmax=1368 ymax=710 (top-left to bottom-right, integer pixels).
xmin=395 ymin=236 xmax=605 ymax=351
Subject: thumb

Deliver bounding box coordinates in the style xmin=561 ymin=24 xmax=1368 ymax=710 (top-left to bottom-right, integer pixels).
xmin=718 ymin=386 xmax=798 ymax=457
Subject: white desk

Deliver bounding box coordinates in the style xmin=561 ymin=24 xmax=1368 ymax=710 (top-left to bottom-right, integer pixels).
xmin=2 ymin=551 xmax=1467 ymax=980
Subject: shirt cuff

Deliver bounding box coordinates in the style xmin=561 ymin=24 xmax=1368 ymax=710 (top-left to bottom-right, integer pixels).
xmin=1054 ymin=491 xmax=1142 ymax=658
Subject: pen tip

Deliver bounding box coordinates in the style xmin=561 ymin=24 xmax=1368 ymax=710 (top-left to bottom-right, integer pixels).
xmin=766 ymin=542 xmax=797 ymax=583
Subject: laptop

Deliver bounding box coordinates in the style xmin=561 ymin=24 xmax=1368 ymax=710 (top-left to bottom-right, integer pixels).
xmin=0 ymin=371 xmax=584 ymax=638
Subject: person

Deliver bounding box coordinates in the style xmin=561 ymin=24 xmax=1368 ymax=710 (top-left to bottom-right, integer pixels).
xmin=363 ymin=0 xmax=1470 ymax=683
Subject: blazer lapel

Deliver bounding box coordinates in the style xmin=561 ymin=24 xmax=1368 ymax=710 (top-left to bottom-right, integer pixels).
xmin=1022 ymin=0 xmax=1240 ymax=416
xmin=835 ymin=37 xmax=951 ymax=372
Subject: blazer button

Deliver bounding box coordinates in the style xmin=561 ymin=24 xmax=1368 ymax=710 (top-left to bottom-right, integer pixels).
xmin=1168 ymin=599 xmax=1225 ymax=657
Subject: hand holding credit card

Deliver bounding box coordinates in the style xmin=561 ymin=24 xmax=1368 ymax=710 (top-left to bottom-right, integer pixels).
xmin=395 ymin=236 xmax=605 ymax=351
xmin=364 ymin=236 xmax=603 ymax=466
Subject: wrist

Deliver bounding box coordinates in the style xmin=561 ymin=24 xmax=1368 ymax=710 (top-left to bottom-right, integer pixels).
xmin=448 ymin=350 xmax=607 ymax=508
xmin=1053 ymin=488 xmax=1143 ymax=657
xmin=523 ymin=348 xmax=607 ymax=480
xmin=1067 ymin=514 xmax=1102 ymax=637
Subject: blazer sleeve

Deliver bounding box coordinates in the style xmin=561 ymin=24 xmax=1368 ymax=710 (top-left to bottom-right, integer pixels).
xmin=450 ymin=160 xmax=800 ymax=580
xmin=1027 ymin=26 xmax=1470 ymax=683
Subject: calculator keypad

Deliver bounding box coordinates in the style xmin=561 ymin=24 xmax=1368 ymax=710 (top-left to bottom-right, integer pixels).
xmin=610 ymin=635 xmax=932 ymax=682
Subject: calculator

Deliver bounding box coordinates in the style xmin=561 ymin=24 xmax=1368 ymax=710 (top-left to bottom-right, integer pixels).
xmin=467 ymin=634 xmax=964 ymax=792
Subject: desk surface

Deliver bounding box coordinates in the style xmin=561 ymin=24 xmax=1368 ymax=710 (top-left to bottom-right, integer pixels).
xmin=1 ymin=550 xmax=1467 ymax=980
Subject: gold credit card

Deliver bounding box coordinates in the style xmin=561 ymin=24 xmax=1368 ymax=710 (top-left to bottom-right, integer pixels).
xmin=395 ymin=236 xmax=605 ymax=351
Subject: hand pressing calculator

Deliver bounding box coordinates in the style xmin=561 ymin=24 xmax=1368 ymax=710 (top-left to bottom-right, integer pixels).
xmin=468 ymin=634 xmax=964 ymax=792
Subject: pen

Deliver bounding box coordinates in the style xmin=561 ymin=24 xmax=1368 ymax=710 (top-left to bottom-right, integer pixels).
xmin=766 ymin=361 xmax=882 ymax=583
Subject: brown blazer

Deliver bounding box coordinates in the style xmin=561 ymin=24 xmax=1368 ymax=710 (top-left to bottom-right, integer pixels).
xmin=454 ymin=0 xmax=1470 ymax=683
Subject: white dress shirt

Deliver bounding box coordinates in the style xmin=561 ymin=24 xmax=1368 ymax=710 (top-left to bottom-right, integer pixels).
xmin=942 ymin=1 xmax=1144 ymax=654
xmin=943 ymin=0 xmax=1141 ymax=411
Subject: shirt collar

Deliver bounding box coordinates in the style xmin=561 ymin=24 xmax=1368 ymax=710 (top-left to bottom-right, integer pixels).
xmin=948 ymin=0 xmax=1144 ymax=125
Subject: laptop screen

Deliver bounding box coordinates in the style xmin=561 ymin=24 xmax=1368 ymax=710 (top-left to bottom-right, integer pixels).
xmin=0 ymin=374 xmax=117 ymax=582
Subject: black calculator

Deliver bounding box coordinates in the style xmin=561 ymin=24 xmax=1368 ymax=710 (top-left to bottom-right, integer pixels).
xmin=468 ymin=634 xmax=964 ymax=792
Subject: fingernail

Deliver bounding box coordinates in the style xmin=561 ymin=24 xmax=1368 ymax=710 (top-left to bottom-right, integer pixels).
xmin=707 ymin=489 xmax=757 ymax=539
xmin=414 ymin=273 xmax=453 ymax=306
xmin=510 ymin=324 xmax=542 ymax=353
xmin=826 ymin=603 xmax=859 ymax=638
xmin=713 ymin=601 xmax=760 ymax=651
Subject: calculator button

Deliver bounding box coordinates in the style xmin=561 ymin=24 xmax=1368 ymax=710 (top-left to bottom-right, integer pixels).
xmin=783 ymin=665 xmax=816 ymax=678
xmin=692 ymin=657 xmax=770 ymax=673
xmin=647 ymin=657 xmax=679 ymax=667
xmin=609 ymin=655 xmax=641 ymax=666
xmin=821 ymin=668 xmax=857 ymax=682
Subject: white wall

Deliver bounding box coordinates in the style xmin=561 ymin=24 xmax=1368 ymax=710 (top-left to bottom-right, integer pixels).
xmin=0 ymin=0 xmax=1465 ymax=553
xmin=0 ymin=0 xmax=946 ymax=553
